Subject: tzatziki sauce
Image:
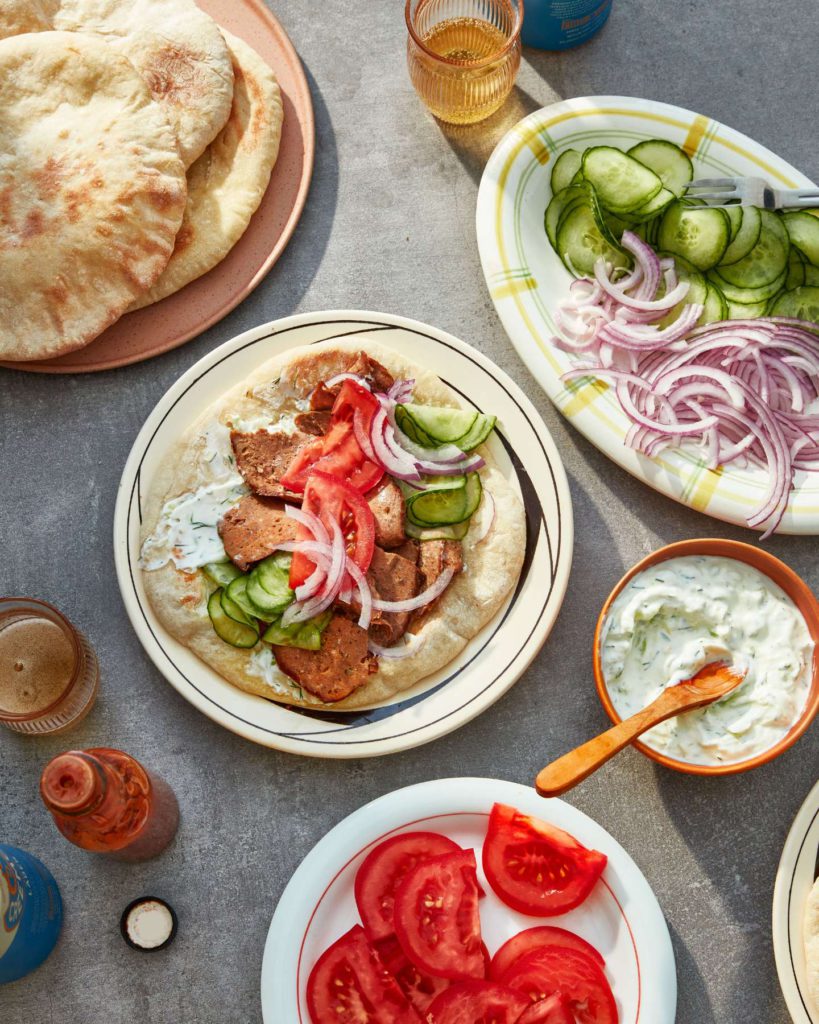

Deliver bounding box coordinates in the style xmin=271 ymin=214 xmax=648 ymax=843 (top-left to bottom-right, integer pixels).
xmin=600 ymin=555 xmax=813 ymax=765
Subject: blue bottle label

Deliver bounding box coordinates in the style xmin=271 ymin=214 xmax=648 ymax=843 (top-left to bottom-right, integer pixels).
xmin=0 ymin=846 xmax=62 ymax=985
xmin=522 ymin=0 xmax=613 ymax=50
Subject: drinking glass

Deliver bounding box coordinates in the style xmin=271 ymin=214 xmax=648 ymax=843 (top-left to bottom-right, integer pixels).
xmin=0 ymin=598 xmax=99 ymax=735
xmin=406 ymin=0 xmax=523 ymax=125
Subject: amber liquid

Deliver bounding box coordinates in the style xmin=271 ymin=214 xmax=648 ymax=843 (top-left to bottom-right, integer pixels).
xmin=0 ymin=616 xmax=75 ymax=716
xmin=408 ymin=2 xmax=521 ymax=125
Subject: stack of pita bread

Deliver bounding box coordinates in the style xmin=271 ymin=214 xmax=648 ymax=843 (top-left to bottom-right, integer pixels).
xmin=0 ymin=0 xmax=284 ymax=361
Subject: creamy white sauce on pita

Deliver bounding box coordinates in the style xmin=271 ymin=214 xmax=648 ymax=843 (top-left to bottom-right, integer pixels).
xmin=601 ymin=555 xmax=813 ymax=765
xmin=247 ymin=645 xmax=319 ymax=701
xmin=230 ymin=412 xmax=300 ymax=435
xmin=140 ymin=476 xmax=247 ymax=572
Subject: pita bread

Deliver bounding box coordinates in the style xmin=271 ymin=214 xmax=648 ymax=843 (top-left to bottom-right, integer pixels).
xmin=140 ymin=338 xmax=527 ymax=712
xmin=130 ymin=31 xmax=283 ymax=311
xmin=806 ymin=878 xmax=819 ymax=1016
xmin=0 ymin=31 xmax=187 ymax=361
xmin=0 ymin=0 xmax=234 ymax=167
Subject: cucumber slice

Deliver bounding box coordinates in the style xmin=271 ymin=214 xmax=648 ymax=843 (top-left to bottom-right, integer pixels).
xmin=550 ymin=150 xmax=582 ymax=195
xmin=398 ymin=404 xmax=478 ymax=444
xmin=250 ymin=553 xmax=294 ymax=613
xmin=394 ymin=405 xmax=438 ymax=448
xmin=544 ymin=184 xmax=588 ymax=249
xmin=203 ymin=561 xmax=243 ymax=587
xmin=226 ymin=575 xmax=271 ymax=622
xmin=220 ymin=587 xmax=256 ymax=627
xmin=208 ymin=589 xmax=258 ymax=648
xmin=628 ymin=187 xmax=675 ymax=224
xmin=555 ymin=202 xmax=631 ymax=277
xmin=453 ymin=413 xmax=497 ymax=452
xmin=657 ymin=262 xmax=708 ymax=328
xmin=405 ymin=520 xmax=470 ymax=541
xmin=569 ymin=168 xmax=585 ymax=187
xmin=717 ymin=210 xmax=789 ymax=288
xmin=657 ymin=202 xmax=730 ymax=270
xmin=726 ymin=297 xmax=769 ymax=319
xmin=782 ymin=211 xmax=819 ymax=266
xmin=719 ymin=206 xmax=762 ymax=265
xmin=262 ymin=610 xmax=332 ymax=651
xmin=701 ymin=281 xmax=728 ymax=324
xmin=723 ymin=205 xmax=743 ymax=242
xmin=627 ymin=140 xmax=693 ymax=198
xmin=407 ymin=473 xmax=482 ymax=527
xmin=707 ymin=266 xmax=788 ymax=304
xmin=804 ymin=265 xmax=819 ymax=286
xmin=582 ymin=147 xmax=663 ymax=213
xmin=768 ymin=286 xmax=819 ymax=324
xmin=786 ymin=251 xmax=806 ymax=289
xmin=601 ymin=209 xmax=630 ymax=240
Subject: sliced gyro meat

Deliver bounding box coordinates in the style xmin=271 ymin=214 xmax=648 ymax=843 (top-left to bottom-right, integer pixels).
xmin=272 ymin=615 xmax=377 ymax=702
xmin=367 ymin=545 xmax=422 ymax=648
xmin=218 ymin=494 xmax=298 ymax=572
xmin=294 ymin=410 xmax=332 ymax=436
xmin=347 ymin=352 xmax=395 ymax=394
xmin=230 ymin=428 xmax=316 ymax=498
xmin=367 ymin=479 xmax=406 ymax=549
xmin=309 ymin=381 xmax=337 ymax=410
xmin=411 ymin=540 xmax=464 ymax=623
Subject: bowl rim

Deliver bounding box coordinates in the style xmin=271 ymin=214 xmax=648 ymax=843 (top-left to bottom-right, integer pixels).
xmin=593 ymin=538 xmax=819 ymax=777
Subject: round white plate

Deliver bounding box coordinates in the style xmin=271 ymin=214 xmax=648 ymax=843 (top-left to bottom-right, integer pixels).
xmin=773 ymin=779 xmax=819 ymax=1023
xmin=476 ymin=95 xmax=819 ymax=535
xmin=261 ymin=777 xmax=677 ymax=1023
xmin=114 ymin=312 xmax=573 ymax=758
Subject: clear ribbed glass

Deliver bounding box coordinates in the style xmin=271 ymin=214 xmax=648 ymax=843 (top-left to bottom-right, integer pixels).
xmin=0 ymin=598 xmax=99 ymax=735
xmin=406 ymin=0 xmax=523 ymax=125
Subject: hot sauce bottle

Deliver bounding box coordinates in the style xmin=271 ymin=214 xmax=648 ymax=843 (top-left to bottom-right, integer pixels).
xmin=39 ymin=748 xmax=179 ymax=862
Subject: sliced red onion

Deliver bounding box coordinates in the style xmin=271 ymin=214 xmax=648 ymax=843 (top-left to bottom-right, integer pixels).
xmin=387 ymin=378 xmax=415 ymax=402
xmin=352 ymin=408 xmax=377 ymax=462
xmin=369 ymin=407 xmax=422 ymax=481
xmin=594 ymin=258 xmax=690 ymax=311
xmin=284 ymin=505 xmax=330 ymax=548
xmin=342 ymin=557 xmax=373 ymax=630
xmin=368 ymin=632 xmax=426 ymax=659
xmin=281 ymin=518 xmax=346 ymax=626
xmin=372 ymin=567 xmax=455 ymax=614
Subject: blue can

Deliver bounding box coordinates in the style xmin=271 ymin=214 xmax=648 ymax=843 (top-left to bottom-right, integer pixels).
xmin=522 ymin=0 xmax=613 ymax=50
xmin=0 ymin=845 xmax=62 ymax=985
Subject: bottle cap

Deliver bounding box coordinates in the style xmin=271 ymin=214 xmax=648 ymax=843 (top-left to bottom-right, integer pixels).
xmin=120 ymin=897 xmax=177 ymax=952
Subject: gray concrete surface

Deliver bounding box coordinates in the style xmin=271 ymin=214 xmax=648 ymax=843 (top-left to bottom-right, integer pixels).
xmin=2 ymin=1 xmax=818 ymax=1021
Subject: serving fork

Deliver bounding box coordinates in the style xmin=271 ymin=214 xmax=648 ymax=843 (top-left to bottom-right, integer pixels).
xmin=683 ymin=176 xmax=819 ymax=210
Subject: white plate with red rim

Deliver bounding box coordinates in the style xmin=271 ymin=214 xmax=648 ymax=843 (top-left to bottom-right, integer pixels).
xmin=773 ymin=778 xmax=819 ymax=1023
xmin=260 ymin=777 xmax=677 ymax=1023
xmin=114 ymin=311 xmax=573 ymax=758
xmin=476 ymin=95 xmax=819 ymax=535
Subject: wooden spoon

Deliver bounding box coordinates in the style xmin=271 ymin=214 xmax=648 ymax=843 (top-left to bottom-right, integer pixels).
xmin=535 ymin=662 xmax=746 ymax=797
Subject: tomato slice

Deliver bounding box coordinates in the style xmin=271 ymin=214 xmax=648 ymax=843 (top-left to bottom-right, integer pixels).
xmin=426 ymin=981 xmax=529 ymax=1024
xmin=289 ymin=471 xmax=376 ymax=589
xmin=482 ymin=804 xmax=607 ymax=916
xmin=355 ymin=831 xmax=462 ymax=942
xmin=489 ymin=927 xmax=604 ymax=981
xmin=375 ymin=935 xmax=451 ymax=1015
xmin=307 ymin=925 xmax=423 ymax=1024
xmin=394 ymin=849 xmax=486 ymax=982
xmin=515 ymin=994 xmax=574 ymax=1024
xmin=281 ymin=380 xmax=383 ymax=495
xmin=501 ymin=946 xmax=618 ymax=1024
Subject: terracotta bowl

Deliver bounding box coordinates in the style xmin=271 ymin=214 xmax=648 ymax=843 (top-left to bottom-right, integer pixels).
xmin=593 ymin=539 xmax=819 ymax=776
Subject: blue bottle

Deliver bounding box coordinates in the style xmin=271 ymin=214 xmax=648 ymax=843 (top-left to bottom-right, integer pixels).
xmin=522 ymin=0 xmax=613 ymax=50
xmin=0 ymin=845 xmax=62 ymax=984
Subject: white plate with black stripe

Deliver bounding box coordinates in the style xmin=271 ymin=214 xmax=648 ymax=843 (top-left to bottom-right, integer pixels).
xmin=773 ymin=779 xmax=819 ymax=1023
xmin=114 ymin=311 xmax=573 ymax=758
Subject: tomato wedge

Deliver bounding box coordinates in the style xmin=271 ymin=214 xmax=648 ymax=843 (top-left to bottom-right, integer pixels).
xmin=482 ymin=804 xmax=607 ymax=916
xmin=501 ymin=946 xmax=618 ymax=1024
xmin=375 ymin=935 xmax=451 ymax=1015
xmin=355 ymin=831 xmax=461 ymax=942
xmin=426 ymin=980 xmax=529 ymax=1024
xmin=289 ymin=471 xmax=376 ymax=589
xmin=515 ymin=994 xmax=574 ymax=1024
xmin=281 ymin=379 xmax=383 ymax=495
xmin=306 ymin=925 xmax=422 ymax=1024
xmin=394 ymin=849 xmax=485 ymax=982
xmin=489 ymin=927 xmax=604 ymax=981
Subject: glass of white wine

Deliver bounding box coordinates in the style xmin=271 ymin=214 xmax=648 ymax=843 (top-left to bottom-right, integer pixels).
xmin=406 ymin=0 xmax=523 ymax=125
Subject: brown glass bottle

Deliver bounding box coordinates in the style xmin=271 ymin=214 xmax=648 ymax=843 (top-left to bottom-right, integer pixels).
xmin=39 ymin=748 xmax=179 ymax=862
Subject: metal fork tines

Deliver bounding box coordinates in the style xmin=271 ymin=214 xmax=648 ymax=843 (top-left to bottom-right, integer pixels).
xmin=683 ymin=175 xmax=819 ymax=210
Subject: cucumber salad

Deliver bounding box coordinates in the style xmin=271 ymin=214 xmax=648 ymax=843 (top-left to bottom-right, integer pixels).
xmin=545 ymin=139 xmax=819 ymax=536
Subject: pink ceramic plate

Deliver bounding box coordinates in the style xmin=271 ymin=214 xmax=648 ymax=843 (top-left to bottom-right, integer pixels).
xmin=6 ymin=0 xmax=314 ymax=374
